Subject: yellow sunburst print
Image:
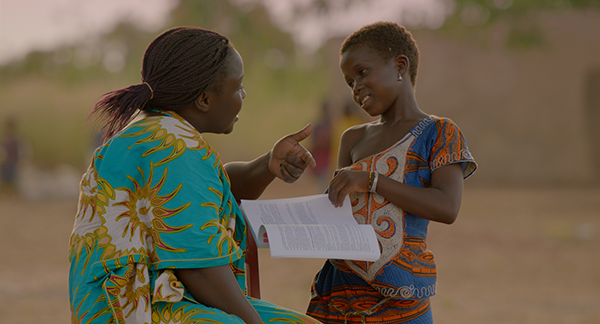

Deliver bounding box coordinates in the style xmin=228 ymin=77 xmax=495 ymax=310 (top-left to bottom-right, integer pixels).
xmin=270 ymin=310 xmax=322 ymax=324
xmin=115 ymin=163 xmax=192 ymax=254
xmin=172 ymin=114 xmax=218 ymax=163
xmin=152 ymin=303 xmax=221 ymax=324
xmin=120 ymin=264 xmax=152 ymax=318
xmin=121 ymin=113 xmax=216 ymax=166
xmin=69 ymin=157 xmax=117 ymax=270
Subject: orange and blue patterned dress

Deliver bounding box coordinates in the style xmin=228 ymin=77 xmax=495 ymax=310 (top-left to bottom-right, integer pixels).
xmin=306 ymin=116 xmax=477 ymax=324
xmin=69 ymin=111 xmax=320 ymax=324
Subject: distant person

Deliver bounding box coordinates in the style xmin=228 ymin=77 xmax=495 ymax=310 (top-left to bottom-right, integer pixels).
xmin=0 ymin=117 xmax=22 ymax=196
xmin=306 ymin=22 xmax=477 ymax=323
xmin=69 ymin=27 xmax=320 ymax=324
xmin=309 ymin=100 xmax=333 ymax=191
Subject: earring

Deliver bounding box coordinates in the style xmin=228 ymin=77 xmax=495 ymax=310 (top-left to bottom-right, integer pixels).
xmin=398 ymin=73 xmax=403 ymax=81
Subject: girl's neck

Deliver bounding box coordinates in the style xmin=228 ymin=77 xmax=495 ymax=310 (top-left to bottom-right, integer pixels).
xmin=380 ymin=94 xmax=426 ymax=125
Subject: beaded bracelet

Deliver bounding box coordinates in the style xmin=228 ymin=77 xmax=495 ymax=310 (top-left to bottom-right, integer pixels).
xmin=370 ymin=172 xmax=379 ymax=193
xmin=367 ymin=171 xmax=374 ymax=192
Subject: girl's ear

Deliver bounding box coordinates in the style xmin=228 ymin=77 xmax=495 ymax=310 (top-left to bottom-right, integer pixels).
xmin=194 ymin=92 xmax=210 ymax=112
xmin=394 ymin=55 xmax=409 ymax=75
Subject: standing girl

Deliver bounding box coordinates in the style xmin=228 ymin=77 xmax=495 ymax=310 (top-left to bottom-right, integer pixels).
xmin=69 ymin=27 xmax=321 ymax=324
xmin=307 ymin=22 xmax=477 ymax=323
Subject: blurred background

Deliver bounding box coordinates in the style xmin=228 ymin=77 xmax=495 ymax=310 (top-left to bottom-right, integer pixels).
xmin=0 ymin=0 xmax=599 ymax=323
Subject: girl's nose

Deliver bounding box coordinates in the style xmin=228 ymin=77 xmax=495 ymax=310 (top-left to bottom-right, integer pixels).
xmin=352 ymin=82 xmax=362 ymax=96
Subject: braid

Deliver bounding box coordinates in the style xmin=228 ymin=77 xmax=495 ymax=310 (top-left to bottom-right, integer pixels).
xmin=92 ymin=84 xmax=153 ymax=140
xmin=92 ymin=27 xmax=230 ymax=139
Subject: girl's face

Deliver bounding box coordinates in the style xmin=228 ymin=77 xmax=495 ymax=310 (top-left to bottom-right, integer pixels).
xmin=206 ymin=48 xmax=246 ymax=134
xmin=340 ymin=46 xmax=400 ymax=116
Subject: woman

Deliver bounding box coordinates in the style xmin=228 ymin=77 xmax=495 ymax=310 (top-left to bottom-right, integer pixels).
xmin=69 ymin=26 xmax=320 ymax=324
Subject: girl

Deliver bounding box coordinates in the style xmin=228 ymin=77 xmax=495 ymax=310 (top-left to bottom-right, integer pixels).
xmin=69 ymin=27 xmax=320 ymax=324
xmin=306 ymin=22 xmax=477 ymax=323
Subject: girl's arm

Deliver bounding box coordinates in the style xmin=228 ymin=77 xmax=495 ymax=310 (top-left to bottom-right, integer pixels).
xmin=328 ymin=126 xmax=465 ymax=224
xmin=175 ymin=266 xmax=262 ymax=324
xmin=376 ymin=163 xmax=464 ymax=224
xmin=329 ymin=162 xmax=464 ymax=224
xmin=225 ymin=124 xmax=316 ymax=201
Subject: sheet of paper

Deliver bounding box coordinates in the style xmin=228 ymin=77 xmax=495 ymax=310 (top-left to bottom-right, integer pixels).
xmin=264 ymin=223 xmax=381 ymax=261
xmin=241 ymin=194 xmax=355 ymax=242
xmin=240 ymin=194 xmax=381 ymax=261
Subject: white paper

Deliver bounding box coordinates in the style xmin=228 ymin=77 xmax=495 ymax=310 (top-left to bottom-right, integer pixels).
xmin=240 ymin=194 xmax=381 ymax=261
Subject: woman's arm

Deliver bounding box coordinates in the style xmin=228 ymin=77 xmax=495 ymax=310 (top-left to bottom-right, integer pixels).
xmin=225 ymin=124 xmax=316 ymax=201
xmin=175 ymin=265 xmax=262 ymax=324
xmin=225 ymin=152 xmax=275 ymax=201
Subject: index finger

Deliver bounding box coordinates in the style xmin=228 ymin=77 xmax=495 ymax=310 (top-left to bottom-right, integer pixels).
xmin=284 ymin=151 xmax=306 ymax=168
xmin=288 ymin=145 xmax=316 ymax=168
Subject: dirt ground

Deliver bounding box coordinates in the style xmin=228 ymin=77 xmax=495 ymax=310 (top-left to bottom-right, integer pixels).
xmin=1 ymin=177 xmax=599 ymax=323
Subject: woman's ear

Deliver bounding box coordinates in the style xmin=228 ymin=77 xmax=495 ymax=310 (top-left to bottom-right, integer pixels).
xmin=194 ymin=92 xmax=210 ymax=112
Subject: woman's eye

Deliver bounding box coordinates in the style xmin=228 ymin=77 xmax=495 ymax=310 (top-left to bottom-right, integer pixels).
xmin=359 ymin=69 xmax=367 ymax=76
xmin=238 ymin=84 xmax=246 ymax=98
xmin=347 ymin=80 xmax=354 ymax=88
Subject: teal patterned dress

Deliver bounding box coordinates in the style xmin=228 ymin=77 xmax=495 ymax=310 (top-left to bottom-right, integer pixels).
xmin=69 ymin=111 xmax=320 ymax=324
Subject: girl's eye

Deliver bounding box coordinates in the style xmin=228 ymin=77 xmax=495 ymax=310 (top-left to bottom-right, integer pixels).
xmin=359 ymin=69 xmax=367 ymax=76
xmin=347 ymin=80 xmax=354 ymax=88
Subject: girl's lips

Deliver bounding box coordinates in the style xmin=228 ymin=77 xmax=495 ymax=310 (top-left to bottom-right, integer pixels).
xmin=360 ymin=95 xmax=371 ymax=108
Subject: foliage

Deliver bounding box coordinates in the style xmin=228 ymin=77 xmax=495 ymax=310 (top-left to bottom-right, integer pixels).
xmin=0 ymin=0 xmax=329 ymax=169
xmin=440 ymin=0 xmax=600 ymax=49
xmin=263 ymin=0 xmax=600 ymax=50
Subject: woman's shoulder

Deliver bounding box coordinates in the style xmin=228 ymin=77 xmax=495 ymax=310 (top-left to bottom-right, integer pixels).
xmin=110 ymin=113 xmax=219 ymax=165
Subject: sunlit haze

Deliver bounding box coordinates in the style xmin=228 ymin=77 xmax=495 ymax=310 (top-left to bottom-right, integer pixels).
xmin=233 ymin=0 xmax=451 ymax=53
xmin=0 ymin=0 xmax=448 ymax=65
xmin=0 ymin=0 xmax=176 ymax=64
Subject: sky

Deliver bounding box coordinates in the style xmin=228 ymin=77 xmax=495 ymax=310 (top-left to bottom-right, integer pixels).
xmin=0 ymin=0 xmax=176 ymax=64
xmin=0 ymin=0 xmax=448 ymax=65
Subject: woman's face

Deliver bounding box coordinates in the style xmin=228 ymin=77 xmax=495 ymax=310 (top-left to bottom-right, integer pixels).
xmin=205 ymin=47 xmax=246 ymax=134
xmin=340 ymin=46 xmax=400 ymax=117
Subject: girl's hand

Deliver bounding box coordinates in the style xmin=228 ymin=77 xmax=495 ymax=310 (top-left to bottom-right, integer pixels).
xmin=269 ymin=123 xmax=317 ymax=183
xmin=327 ymin=169 xmax=371 ymax=207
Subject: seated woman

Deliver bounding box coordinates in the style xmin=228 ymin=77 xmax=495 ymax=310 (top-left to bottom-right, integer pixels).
xmin=68 ymin=26 xmax=320 ymax=324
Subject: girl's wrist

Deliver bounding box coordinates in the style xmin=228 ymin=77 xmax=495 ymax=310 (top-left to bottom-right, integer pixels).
xmin=369 ymin=172 xmax=379 ymax=193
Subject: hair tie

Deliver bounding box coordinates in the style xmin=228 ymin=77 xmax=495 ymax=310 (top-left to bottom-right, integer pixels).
xmin=143 ymin=82 xmax=154 ymax=100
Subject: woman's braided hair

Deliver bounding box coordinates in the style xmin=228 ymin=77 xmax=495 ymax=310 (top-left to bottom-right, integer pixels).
xmin=93 ymin=27 xmax=231 ymax=139
xmin=340 ymin=21 xmax=420 ymax=88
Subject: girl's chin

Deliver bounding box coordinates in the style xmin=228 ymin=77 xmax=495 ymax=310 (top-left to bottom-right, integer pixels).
xmin=362 ymin=106 xmax=378 ymax=116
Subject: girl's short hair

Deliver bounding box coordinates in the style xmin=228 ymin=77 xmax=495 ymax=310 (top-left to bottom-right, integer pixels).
xmin=341 ymin=22 xmax=420 ymax=87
